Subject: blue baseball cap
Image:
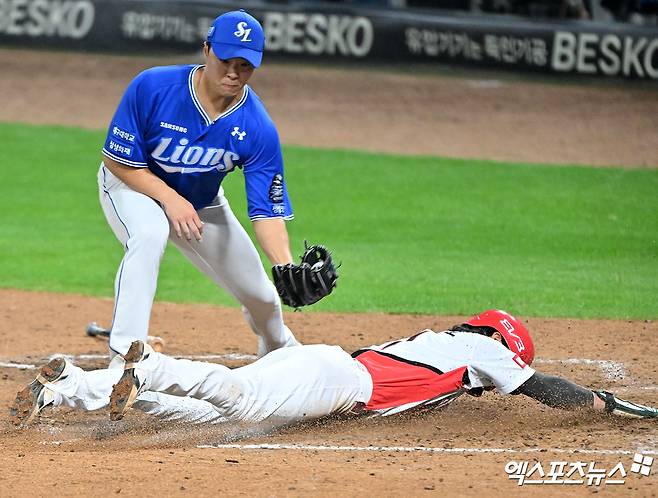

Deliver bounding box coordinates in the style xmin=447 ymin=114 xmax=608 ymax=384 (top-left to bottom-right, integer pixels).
xmin=206 ymin=10 xmax=265 ymax=68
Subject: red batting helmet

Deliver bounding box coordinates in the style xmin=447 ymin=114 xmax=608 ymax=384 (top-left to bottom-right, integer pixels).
xmin=465 ymin=309 xmax=535 ymax=365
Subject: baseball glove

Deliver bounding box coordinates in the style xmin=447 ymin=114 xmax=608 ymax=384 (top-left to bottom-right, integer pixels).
xmin=272 ymin=243 xmax=338 ymax=308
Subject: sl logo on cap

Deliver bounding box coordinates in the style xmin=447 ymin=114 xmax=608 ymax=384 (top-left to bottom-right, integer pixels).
xmin=234 ymin=22 xmax=252 ymax=42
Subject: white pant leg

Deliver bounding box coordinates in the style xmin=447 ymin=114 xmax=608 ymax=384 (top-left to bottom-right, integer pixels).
xmin=98 ymin=164 xmax=170 ymax=355
xmin=48 ymin=361 xmax=224 ymax=424
xmin=49 ymin=363 xmax=122 ymax=411
xmin=170 ymin=193 xmax=296 ymax=353
xmin=144 ymin=345 xmax=373 ymax=426
xmin=133 ymin=392 xmax=227 ymax=424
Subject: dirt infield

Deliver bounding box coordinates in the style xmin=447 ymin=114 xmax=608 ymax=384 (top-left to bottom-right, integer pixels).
xmin=1 ymin=289 xmax=657 ymax=496
xmin=1 ymin=48 xmax=657 ymax=496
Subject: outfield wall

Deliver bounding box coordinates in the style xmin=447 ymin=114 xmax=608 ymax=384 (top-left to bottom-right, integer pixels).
xmin=0 ymin=0 xmax=656 ymax=80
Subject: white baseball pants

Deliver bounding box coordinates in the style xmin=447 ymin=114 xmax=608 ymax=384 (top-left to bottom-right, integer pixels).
xmin=97 ymin=163 xmax=296 ymax=356
xmin=140 ymin=344 xmax=373 ymax=424
xmin=48 ymin=345 xmax=373 ymax=427
xmin=49 ymin=359 xmax=225 ymax=424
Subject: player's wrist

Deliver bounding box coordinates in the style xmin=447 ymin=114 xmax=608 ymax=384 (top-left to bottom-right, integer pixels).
xmin=158 ymin=188 xmax=186 ymax=207
xmin=592 ymin=391 xmax=606 ymax=411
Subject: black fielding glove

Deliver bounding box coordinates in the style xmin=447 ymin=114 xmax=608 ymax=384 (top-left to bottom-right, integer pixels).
xmin=272 ymin=243 xmax=338 ymax=308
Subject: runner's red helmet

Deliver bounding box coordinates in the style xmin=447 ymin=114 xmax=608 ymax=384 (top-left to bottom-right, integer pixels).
xmin=465 ymin=309 xmax=535 ymax=365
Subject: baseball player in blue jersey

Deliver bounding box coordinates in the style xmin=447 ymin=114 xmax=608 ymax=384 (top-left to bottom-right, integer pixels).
xmin=98 ymin=10 xmax=307 ymax=358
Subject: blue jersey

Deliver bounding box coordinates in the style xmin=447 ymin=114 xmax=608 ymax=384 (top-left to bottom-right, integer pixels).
xmin=102 ymin=64 xmax=293 ymax=219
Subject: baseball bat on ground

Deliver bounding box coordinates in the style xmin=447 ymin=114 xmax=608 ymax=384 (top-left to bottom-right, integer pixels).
xmin=86 ymin=322 xmax=110 ymax=338
xmin=85 ymin=322 xmax=166 ymax=352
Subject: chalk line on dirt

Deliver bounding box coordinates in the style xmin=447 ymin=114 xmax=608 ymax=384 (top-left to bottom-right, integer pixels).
xmin=0 ymin=361 xmax=36 ymax=370
xmin=1 ymin=356 xmax=650 ymax=390
xmin=34 ymin=440 xmax=657 ymax=456
xmin=5 ymin=355 xmax=657 ymax=391
xmin=0 ymin=353 xmax=257 ymax=370
xmin=197 ymin=443 xmax=658 ymax=456
xmin=534 ymin=358 xmax=626 ymax=380
xmin=1 ymin=355 xmax=626 ymax=369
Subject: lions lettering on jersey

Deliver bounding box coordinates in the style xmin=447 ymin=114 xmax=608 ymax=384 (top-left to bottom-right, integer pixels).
xmin=151 ymin=137 xmax=239 ymax=173
xmin=102 ymin=64 xmax=294 ymax=220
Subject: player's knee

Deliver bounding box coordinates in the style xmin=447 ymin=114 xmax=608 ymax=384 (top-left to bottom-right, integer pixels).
xmin=239 ymin=287 xmax=280 ymax=315
xmin=129 ymin=222 xmax=169 ymax=254
xmin=204 ymin=371 xmax=245 ymax=404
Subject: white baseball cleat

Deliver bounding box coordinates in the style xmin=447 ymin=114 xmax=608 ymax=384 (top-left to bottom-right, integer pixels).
xmin=10 ymin=357 xmax=69 ymax=425
xmin=109 ymin=340 xmax=153 ymax=421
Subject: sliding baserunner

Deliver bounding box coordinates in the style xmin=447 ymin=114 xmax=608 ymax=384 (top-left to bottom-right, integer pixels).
xmin=12 ymin=310 xmax=657 ymax=426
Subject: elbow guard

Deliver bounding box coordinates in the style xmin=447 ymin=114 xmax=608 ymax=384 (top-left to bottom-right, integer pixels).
xmin=593 ymin=391 xmax=658 ymax=419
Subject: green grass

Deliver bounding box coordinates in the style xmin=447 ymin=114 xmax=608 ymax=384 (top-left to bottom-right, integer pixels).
xmin=1 ymin=122 xmax=656 ymax=319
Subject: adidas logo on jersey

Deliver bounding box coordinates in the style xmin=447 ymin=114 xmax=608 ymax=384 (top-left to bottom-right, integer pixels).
xmin=151 ymin=137 xmax=240 ymax=173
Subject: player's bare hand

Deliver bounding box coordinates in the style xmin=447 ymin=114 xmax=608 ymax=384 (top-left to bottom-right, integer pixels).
xmin=162 ymin=195 xmax=204 ymax=241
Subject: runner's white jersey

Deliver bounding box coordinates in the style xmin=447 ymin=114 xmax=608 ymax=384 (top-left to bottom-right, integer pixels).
xmin=353 ymin=330 xmax=535 ymax=416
